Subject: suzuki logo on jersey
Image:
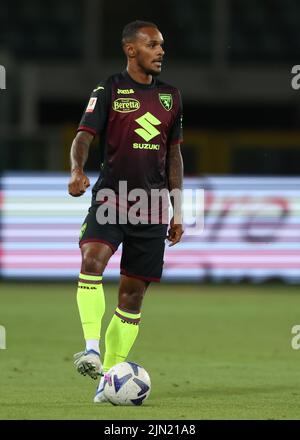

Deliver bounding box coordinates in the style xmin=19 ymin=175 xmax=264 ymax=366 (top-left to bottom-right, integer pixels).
xmin=113 ymin=98 xmax=140 ymax=112
xmin=159 ymin=93 xmax=173 ymax=111
xmin=133 ymin=143 xmax=160 ymax=150
xmin=117 ymin=88 xmax=135 ymax=94
xmin=134 ymin=112 xmax=161 ymax=142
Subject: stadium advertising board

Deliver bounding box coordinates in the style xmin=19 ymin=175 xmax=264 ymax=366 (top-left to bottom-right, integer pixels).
xmin=1 ymin=175 xmax=299 ymax=282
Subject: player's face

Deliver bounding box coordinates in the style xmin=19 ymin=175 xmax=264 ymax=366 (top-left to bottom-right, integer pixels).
xmin=133 ymin=27 xmax=165 ymax=76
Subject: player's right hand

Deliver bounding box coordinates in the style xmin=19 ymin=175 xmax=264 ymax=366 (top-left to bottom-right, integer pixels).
xmin=68 ymin=169 xmax=90 ymax=197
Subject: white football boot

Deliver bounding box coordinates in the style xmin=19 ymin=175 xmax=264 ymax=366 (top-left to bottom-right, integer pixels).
xmin=93 ymin=373 xmax=110 ymax=403
xmin=73 ymin=349 xmax=102 ymax=380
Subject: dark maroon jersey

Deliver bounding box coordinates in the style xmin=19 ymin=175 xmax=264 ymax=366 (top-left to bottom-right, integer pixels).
xmin=77 ymin=71 xmax=183 ymax=197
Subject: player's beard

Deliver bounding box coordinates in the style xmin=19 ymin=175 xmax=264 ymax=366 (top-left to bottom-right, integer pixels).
xmin=142 ymin=65 xmax=161 ymax=77
xmin=146 ymin=60 xmax=163 ymax=77
xmin=149 ymin=69 xmax=161 ymax=77
xmin=137 ymin=58 xmax=162 ymax=77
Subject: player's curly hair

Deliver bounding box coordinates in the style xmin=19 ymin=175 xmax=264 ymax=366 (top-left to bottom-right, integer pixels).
xmin=122 ymin=20 xmax=158 ymax=46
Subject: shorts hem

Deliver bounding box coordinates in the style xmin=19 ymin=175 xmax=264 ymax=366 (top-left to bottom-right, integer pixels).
xmin=120 ymin=268 xmax=161 ymax=283
xmin=79 ymin=239 xmax=117 ymax=253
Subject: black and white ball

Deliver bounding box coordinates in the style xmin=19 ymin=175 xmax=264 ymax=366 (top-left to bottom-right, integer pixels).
xmin=103 ymin=362 xmax=151 ymax=406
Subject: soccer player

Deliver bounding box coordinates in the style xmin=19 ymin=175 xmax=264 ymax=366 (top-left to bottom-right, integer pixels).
xmin=68 ymin=20 xmax=184 ymax=402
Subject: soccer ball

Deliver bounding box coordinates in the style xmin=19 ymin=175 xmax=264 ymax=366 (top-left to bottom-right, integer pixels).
xmin=103 ymin=361 xmax=151 ymax=406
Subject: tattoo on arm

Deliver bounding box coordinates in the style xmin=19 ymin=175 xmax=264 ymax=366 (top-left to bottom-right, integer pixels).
xmin=167 ymin=144 xmax=184 ymax=222
xmin=70 ymin=131 xmax=94 ymax=172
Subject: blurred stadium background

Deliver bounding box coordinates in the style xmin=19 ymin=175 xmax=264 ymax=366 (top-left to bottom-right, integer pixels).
xmin=1 ymin=0 xmax=300 ymax=420
xmin=0 ymin=0 xmax=300 ymax=282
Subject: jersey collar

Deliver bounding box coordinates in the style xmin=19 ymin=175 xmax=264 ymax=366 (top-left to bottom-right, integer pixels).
xmin=122 ymin=70 xmax=156 ymax=89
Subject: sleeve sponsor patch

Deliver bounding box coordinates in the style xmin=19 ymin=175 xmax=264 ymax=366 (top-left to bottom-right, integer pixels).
xmin=86 ymin=97 xmax=97 ymax=113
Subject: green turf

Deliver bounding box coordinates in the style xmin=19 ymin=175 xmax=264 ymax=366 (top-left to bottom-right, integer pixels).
xmin=0 ymin=282 xmax=300 ymax=420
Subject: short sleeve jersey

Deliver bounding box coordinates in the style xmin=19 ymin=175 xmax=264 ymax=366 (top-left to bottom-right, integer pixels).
xmin=78 ymin=70 xmax=183 ymax=196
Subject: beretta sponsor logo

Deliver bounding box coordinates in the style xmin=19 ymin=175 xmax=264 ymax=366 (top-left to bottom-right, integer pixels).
xmin=113 ymin=98 xmax=140 ymax=113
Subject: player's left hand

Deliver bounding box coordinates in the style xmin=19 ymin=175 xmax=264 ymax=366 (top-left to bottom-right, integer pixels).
xmin=167 ymin=217 xmax=184 ymax=247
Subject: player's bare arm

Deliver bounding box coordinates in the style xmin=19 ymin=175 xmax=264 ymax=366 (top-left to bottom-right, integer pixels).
xmin=167 ymin=143 xmax=184 ymax=246
xmin=68 ymin=131 xmax=93 ymax=197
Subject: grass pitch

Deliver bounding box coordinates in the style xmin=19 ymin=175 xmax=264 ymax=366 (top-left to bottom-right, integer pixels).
xmin=0 ymin=282 xmax=300 ymax=420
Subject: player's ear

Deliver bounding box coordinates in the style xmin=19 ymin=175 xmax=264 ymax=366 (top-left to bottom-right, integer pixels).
xmin=124 ymin=43 xmax=136 ymax=58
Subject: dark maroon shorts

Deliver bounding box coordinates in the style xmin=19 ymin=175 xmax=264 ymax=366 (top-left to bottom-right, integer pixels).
xmin=79 ymin=205 xmax=168 ymax=282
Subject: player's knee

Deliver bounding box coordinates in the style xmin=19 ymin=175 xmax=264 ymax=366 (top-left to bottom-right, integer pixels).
xmin=81 ymin=249 xmax=107 ymax=275
xmin=119 ymin=288 xmax=145 ymax=312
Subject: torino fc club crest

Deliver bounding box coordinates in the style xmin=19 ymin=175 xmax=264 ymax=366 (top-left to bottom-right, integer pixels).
xmin=159 ymin=93 xmax=173 ymax=111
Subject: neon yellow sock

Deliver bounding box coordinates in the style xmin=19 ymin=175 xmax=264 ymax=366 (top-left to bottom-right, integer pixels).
xmin=103 ymin=307 xmax=141 ymax=372
xmin=76 ymin=273 xmax=105 ymax=342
